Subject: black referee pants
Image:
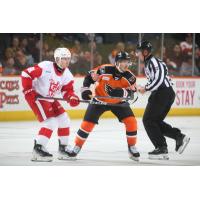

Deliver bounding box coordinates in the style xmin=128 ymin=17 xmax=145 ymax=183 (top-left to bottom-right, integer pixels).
xmin=143 ymin=87 xmax=182 ymax=148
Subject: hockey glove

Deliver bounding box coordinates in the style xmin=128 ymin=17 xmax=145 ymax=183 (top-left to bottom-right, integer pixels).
xmin=105 ymin=84 xmax=133 ymax=98
xmin=67 ymin=94 xmax=80 ymax=107
xmin=81 ymin=87 xmax=92 ymax=100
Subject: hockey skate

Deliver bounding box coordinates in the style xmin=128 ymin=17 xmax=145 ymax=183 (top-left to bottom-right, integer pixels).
xmin=67 ymin=145 xmax=81 ymax=159
xmin=31 ymin=140 xmax=53 ymax=162
xmin=176 ymin=134 xmax=190 ymax=154
xmin=128 ymin=145 xmax=140 ymax=161
xmin=58 ymin=141 xmax=81 ymax=160
xmin=58 ymin=140 xmax=75 ymax=160
xmin=148 ymin=146 xmax=169 ymax=160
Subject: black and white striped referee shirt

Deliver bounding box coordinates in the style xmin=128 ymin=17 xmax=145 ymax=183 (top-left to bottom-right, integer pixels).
xmin=144 ymin=55 xmax=173 ymax=91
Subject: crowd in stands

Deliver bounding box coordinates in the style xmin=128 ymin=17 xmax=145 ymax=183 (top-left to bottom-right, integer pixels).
xmin=0 ymin=33 xmax=200 ymax=77
xmin=164 ymin=34 xmax=200 ymax=76
xmin=0 ymin=34 xmax=40 ymax=75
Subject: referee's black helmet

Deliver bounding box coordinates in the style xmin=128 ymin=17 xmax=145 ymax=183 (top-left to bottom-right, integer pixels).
xmin=136 ymin=41 xmax=152 ymax=52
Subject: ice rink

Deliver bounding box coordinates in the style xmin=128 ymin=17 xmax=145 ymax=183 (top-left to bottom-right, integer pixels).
xmin=0 ymin=116 xmax=199 ymax=166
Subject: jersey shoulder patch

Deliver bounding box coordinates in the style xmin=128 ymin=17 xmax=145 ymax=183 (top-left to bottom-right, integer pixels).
xmin=122 ymin=71 xmax=136 ymax=85
xmin=98 ymin=65 xmax=115 ymax=75
xmin=37 ymin=61 xmax=54 ymax=77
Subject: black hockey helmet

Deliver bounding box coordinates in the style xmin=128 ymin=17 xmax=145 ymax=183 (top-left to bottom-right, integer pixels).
xmin=136 ymin=40 xmax=152 ymax=52
xmin=115 ymin=51 xmax=131 ymax=63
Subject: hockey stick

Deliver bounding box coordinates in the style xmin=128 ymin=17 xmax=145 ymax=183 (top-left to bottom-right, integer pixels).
xmin=94 ymin=87 xmax=139 ymax=103
xmin=36 ymin=95 xmax=130 ymax=107
xmin=94 ymin=96 xmax=133 ymax=100
xmin=94 ymin=94 xmax=138 ymax=104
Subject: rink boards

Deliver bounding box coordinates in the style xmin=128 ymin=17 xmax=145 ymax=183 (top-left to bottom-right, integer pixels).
xmin=0 ymin=76 xmax=200 ymax=121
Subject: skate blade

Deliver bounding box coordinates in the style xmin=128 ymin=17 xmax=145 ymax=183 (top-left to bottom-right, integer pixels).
xmin=57 ymin=154 xmax=77 ymax=161
xmin=178 ymin=137 xmax=190 ymax=154
xmin=148 ymin=154 xmax=169 ymax=160
xmin=129 ymin=153 xmax=140 ymax=162
xmin=31 ymin=156 xmax=53 ymax=162
xmin=129 ymin=156 xmax=139 ymax=162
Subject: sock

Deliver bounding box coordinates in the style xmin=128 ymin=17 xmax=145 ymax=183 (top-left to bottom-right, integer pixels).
xmin=58 ymin=127 xmax=70 ymax=145
xmin=75 ymin=121 xmax=95 ymax=148
xmin=36 ymin=127 xmax=53 ymax=147
xmin=122 ymin=116 xmax=137 ymax=146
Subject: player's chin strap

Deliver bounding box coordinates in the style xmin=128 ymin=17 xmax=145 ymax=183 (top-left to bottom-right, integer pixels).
xmin=54 ymin=62 xmax=64 ymax=73
xmin=36 ymin=95 xmax=131 ymax=107
xmin=116 ymin=62 xmax=125 ymax=73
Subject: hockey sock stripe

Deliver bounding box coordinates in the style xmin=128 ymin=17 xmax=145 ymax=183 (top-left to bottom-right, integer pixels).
xmin=74 ymin=121 xmax=95 ymax=148
xmin=58 ymin=127 xmax=70 ymax=136
xmin=80 ymin=128 xmax=90 ymax=134
xmin=77 ymin=129 xmax=89 ymax=139
xmin=127 ymin=135 xmax=137 ymax=139
xmin=75 ymin=136 xmax=86 ymax=147
xmin=39 ymin=127 xmax=53 ymax=138
xmin=126 ymin=131 xmax=137 ymax=146
xmin=81 ymin=121 xmax=95 ymax=132
xmin=126 ymin=131 xmax=137 ymax=136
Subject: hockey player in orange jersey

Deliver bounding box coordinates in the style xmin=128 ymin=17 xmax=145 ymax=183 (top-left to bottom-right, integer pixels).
xmin=66 ymin=51 xmax=140 ymax=161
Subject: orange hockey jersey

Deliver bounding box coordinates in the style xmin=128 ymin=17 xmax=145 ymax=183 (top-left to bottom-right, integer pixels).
xmin=83 ymin=64 xmax=136 ymax=104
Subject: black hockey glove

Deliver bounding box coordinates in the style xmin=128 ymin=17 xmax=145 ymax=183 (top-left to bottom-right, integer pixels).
xmin=81 ymin=87 xmax=92 ymax=100
xmin=105 ymin=84 xmax=133 ymax=98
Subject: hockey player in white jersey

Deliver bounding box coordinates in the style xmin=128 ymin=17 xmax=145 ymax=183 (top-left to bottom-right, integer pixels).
xmin=21 ymin=48 xmax=80 ymax=162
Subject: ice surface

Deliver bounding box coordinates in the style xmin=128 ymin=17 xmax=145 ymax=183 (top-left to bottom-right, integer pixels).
xmin=0 ymin=116 xmax=199 ymax=166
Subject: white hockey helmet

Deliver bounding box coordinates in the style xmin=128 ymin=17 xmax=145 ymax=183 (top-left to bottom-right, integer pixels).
xmin=54 ymin=47 xmax=71 ymax=61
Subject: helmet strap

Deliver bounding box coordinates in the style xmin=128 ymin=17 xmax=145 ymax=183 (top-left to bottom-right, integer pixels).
xmin=116 ymin=62 xmax=124 ymax=73
xmin=55 ymin=61 xmax=64 ymax=73
xmin=56 ymin=57 xmax=65 ymax=69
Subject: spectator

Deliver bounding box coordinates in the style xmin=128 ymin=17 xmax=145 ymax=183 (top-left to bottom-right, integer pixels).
xmin=167 ymin=44 xmax=183 ymax=75
xmin=88 ymin=41 xmax=102 ymax=67
xmin=11 ymin=36 xmax=20 ymax=54
xmin=19 ymin=37 xmax=29 ymax=54
xmin=108 ymin=42 xmax=125 ymax=64
xmin=179 ymin=33 xmax=198 ymax=62
xmin=14 ymin=50 xmax=29 ymax=74
xmin=180 ymin=34 xmax=193 ymax=55
xmin=4 ymin=47 xmax=15 ymax=60
xmin=195 ymin=47 xmax=200 ymax=74
xmin=69 ymin=41 xmax=85 ymax=76
xmin=42 ymin=42 xmax=54 ymax=61
xmin=79 ymin=51 xmax=91 ymax=74
xmin=180 ymin=55 xmax=199 ymax=76
xmin=170 ymin=44 xmax=183 ymax=67
xmin=70 ymin=40 xmax=84 ymax=65
xmin=0 ymin=33 xmax=11 ymax=60
xmin=27 ymin=36 xmax=40 ymax=63
xmin=70 ymin=51 xmax=91 ymax=76
xmin=2 ymin=57 xmax=17 ymax=75
xmin=19 ymin=37 xmax=35 ymax=65
xmin=0 ymin=61 xmax=2 ymax=76
xmin=2 ymin=47 xmax=15 ymax=67
xmin=129 ymin=49 xmax=138 ymax=75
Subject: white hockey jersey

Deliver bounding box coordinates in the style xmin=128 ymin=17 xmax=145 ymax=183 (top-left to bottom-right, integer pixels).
xmin=21 ymin=61 xmax=74 ymax=99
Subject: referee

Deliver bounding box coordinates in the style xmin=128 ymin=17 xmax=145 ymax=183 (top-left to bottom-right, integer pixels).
xmin=136 ymin=41 xmax=190 ymax=160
